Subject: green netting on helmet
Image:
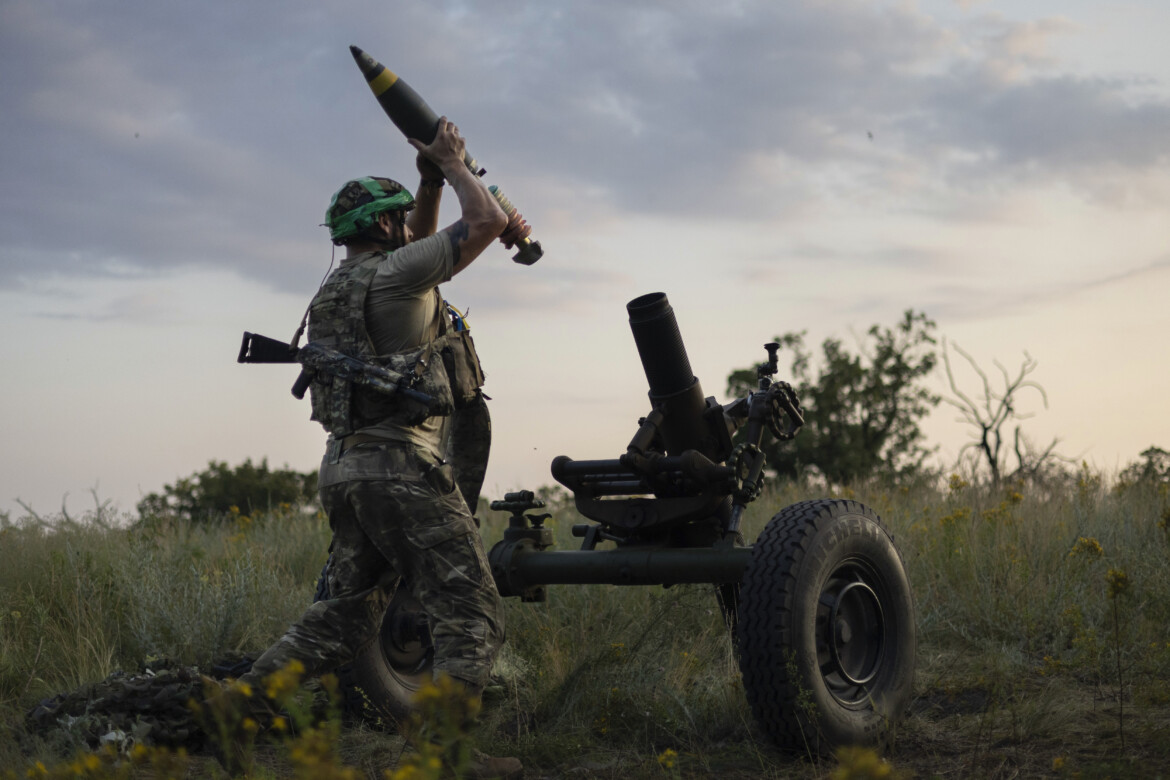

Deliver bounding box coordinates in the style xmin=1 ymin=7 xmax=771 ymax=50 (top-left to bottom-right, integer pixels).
xmin=325 ymin=177 xmax=416 ymax=242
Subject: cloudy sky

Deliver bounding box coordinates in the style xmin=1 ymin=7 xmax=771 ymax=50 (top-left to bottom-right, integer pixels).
xmin=2 ymin=0 xmax=1168 ymax=518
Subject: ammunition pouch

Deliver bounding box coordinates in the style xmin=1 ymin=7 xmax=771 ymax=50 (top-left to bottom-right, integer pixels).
xmin=343 ymin=328 xmax=485 ymax=428
xmin=369 ymin=340 xmax=455 ymax=426
xmin=440 ymin=328 xmax=487 ymax=408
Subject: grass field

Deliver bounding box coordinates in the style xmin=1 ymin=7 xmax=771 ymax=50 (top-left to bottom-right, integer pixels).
xmin=1 ymin=469 xmax=1168 ymax=778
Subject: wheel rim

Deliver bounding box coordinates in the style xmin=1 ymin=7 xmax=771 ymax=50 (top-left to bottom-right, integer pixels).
xmin=815 ymin=558 xmax=887 ymax=705
xmin=377 ymin=588 xmax=434 ymax=690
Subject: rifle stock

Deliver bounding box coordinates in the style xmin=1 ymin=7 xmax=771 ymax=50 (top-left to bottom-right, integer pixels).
xmin=237 ymin=332 xmax=433 ymax=406
xmin=238 ymin=331 xmax=298 ymax=363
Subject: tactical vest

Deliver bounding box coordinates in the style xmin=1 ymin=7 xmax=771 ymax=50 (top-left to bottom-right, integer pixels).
xmin=306 ymin=252 xmax=486 ymax=437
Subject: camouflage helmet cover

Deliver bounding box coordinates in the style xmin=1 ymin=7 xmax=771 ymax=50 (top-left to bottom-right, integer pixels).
xmin=324 ymin=176 xmax=416 ymax=243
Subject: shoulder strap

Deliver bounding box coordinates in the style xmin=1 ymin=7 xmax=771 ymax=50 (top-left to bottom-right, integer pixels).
xmin=434 ymin=288 xmax=449 ymax=337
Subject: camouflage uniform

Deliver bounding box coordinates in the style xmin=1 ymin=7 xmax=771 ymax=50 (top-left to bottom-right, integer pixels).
xmin=241 ymin=228 xmax=503 ymax=694
xmin=242 ymin=443 xmax=501 ymax=689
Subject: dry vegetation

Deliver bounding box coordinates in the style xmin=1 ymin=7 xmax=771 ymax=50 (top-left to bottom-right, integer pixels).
xmin=1 ymin=469 xmax=1168 ymax=778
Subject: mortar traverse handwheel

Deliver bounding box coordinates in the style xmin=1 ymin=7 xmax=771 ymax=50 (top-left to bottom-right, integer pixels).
xmin=735 ymin=499 xmax=915 ymax=753
xmin=766 ymin=381 xmax=803 ymax=441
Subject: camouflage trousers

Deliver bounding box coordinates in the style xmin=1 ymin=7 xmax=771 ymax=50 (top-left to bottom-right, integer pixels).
xmin=241 ymin=441 xmax=504 ymax=691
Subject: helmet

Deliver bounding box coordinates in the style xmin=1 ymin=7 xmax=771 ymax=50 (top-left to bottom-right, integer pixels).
xmin=324 ymin=177 xmax=415 ymax=243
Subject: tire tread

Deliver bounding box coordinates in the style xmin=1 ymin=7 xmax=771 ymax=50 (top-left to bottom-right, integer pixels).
xmin=736 ymin=499 xmax=908 ymax=752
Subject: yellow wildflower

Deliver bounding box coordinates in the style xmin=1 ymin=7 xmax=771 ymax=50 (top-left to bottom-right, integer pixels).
xmin=412 ymin=681 xmax=443 ymax=706
xmin=264 ymin=659 xmax=306 ymax=700
xmin=1106 ymin=568 xmax=1130 ymax=599
xmin=832 ymin=746 xmax=897 ymax=779
xmin=1068 ymin=537 xmax=1104 ymax=559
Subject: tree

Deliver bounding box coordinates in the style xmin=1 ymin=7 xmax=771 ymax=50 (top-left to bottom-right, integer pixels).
xmin=137 ymin=458 xmax=318 ymax=522
xmin=1118 ymin=446 xmax=1170 ymax=488
xmin=941 ymin=340 xmax=1068 ymax=484
xmin=726 ymin=310 xmax=940 ymax=484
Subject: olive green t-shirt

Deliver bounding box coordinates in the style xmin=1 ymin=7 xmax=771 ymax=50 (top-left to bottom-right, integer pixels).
xmin=351 ymin=233 xmax=454 ymax=458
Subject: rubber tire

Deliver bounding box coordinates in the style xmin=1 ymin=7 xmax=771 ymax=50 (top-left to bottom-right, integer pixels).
xmin=313 ymin=560 xmax=433 ymax=726
xmin=345 ymin=587 xmax=433 ymax=725
xmin=736 ymin=499 xmax=915 ymax=754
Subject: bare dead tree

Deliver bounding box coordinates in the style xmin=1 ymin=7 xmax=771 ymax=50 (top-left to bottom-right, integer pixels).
xmin=942 ymin=338 xmax=1066 ymax=484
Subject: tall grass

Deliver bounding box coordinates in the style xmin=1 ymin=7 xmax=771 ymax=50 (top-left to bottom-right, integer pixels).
xmin=0 ymin=503 xmax=329 ymax=711
xmin=2 ymin=471 xmax=1168 ymax=777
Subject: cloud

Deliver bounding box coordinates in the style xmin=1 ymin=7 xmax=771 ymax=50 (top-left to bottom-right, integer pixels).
xmin=970 ymin=14 xmax=1078 ymax=83
xmin=457 ymin=1 xmax=1170 ymax=213
xmin=919 ymin=253 xmax=1170 ymax=321
xmin=2 ymin=0 xmax=1168 ymax=297
xmin=914 ymin=72 xmax=1170 ymax=179
xmin=32 ymin=291 xmax=174 ymax=324
xmin=0 ymin=2 xmax=334 ymax=291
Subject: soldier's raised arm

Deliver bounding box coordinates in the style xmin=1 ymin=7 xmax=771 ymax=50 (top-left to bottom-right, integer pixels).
xmin=410 ymin=117 xmax=506 ymax=276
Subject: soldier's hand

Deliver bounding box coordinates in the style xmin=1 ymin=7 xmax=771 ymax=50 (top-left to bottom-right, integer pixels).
xmin=499 ymin=208 xmax=532 ymax=249
xmin=408 ymin=117 xmax=466 ymax=173
xmin=416 ymin=151 xmax=444 ymax=183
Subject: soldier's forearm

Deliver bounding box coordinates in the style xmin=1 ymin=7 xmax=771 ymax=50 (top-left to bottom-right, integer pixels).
xmin=443 ymin=162 xmax=506 ymax=236
xmin=407 ymin=179 xmax=443 ymax=238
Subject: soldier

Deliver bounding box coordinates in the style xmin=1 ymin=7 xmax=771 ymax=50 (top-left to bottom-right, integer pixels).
xmin=238 ymin=117 xmax=527 ymax=778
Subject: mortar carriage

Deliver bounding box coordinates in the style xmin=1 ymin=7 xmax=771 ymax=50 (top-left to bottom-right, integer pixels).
xmin=322 ymin=292 xmax=916 ymax=752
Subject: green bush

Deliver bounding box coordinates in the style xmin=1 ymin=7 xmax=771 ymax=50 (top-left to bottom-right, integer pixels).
xmin=136 ymin=458 xmax=318 ymax=523
xmin=726 ymin=310 xmax=939 ymax=484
